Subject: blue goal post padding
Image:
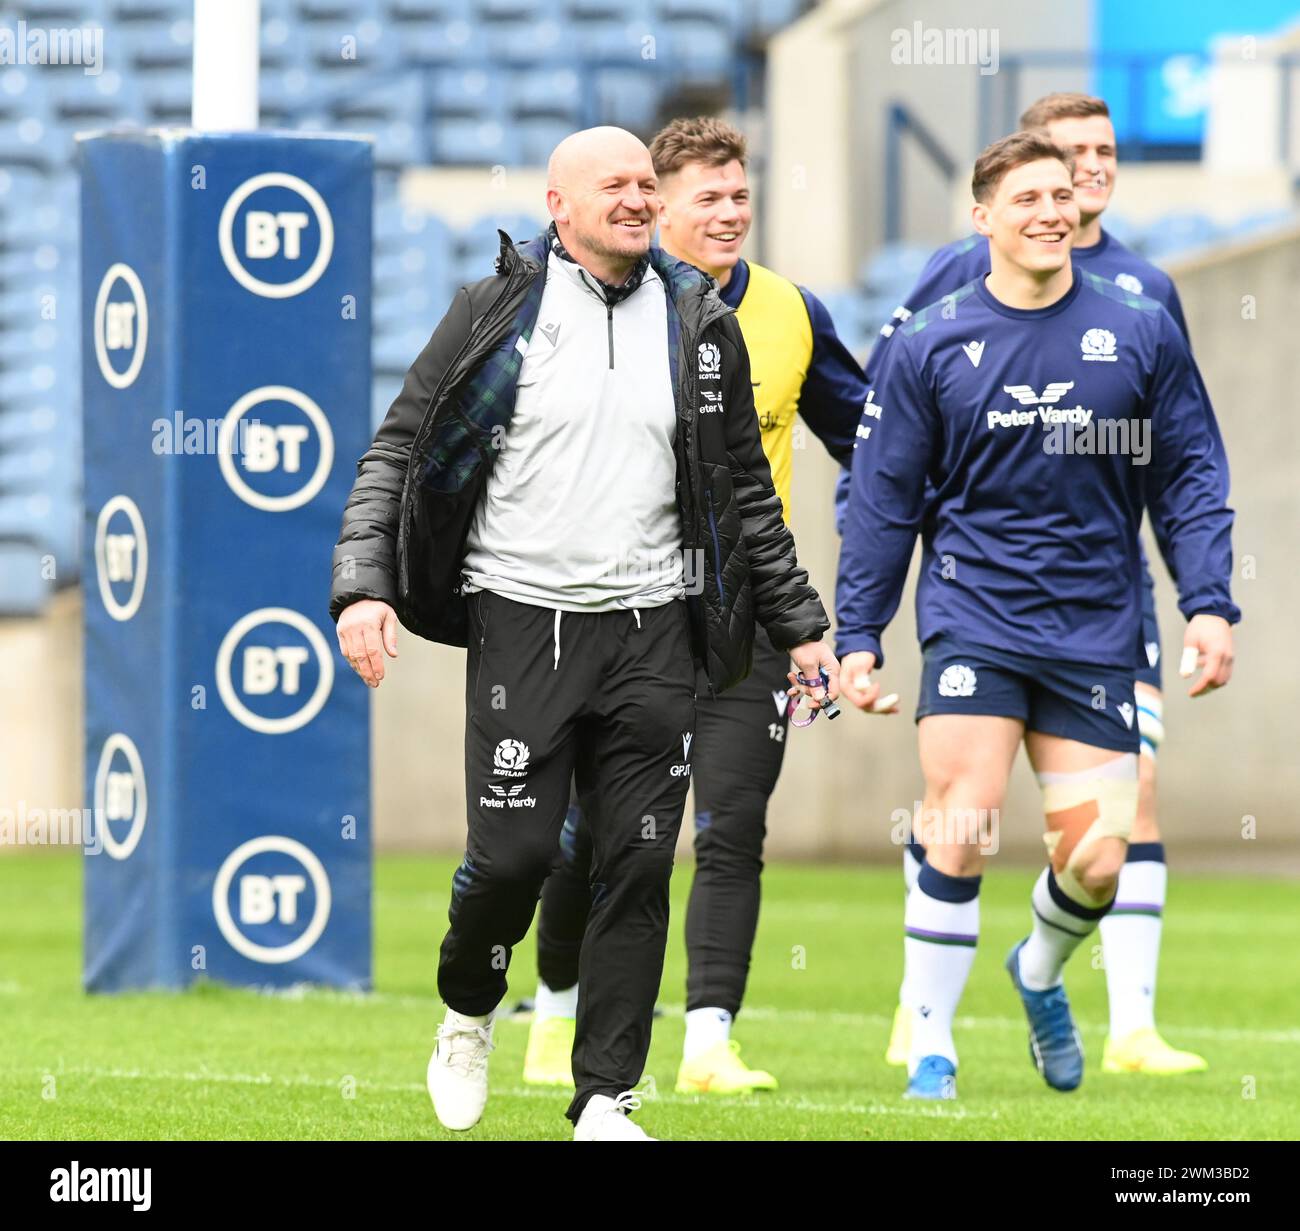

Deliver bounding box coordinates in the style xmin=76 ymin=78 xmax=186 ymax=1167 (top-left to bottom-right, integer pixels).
xmin=80 ymin=131 xmax=373 ymax=992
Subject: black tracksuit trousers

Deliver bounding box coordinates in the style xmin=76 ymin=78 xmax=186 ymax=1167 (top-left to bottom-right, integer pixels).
xmin=437 ymin=589 xmax=695 ymax=1122
xmin=537 ymin=624 xmax=791 ymax=1019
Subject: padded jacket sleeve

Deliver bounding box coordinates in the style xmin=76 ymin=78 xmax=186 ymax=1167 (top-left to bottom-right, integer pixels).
xmin=328 ymin=288 xmax=474 ymax=622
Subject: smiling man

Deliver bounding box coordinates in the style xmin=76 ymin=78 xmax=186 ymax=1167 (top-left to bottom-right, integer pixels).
xmin=859 ymin=93 xmax=1226 ymax=1078
xmin=522 ymin=116 xmax=868 ymax=1099
xmin=330 ymin=126 xmax=838 ymax=1141
xmin=836 ymin=131 xmax=1238 ymax=1100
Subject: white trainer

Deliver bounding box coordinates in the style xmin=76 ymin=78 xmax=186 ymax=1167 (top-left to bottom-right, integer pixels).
xmin=427 ymin=1009 xmax=495 ymax=1131
xmin=573 ymin=1092 xmax=656 ymax=1141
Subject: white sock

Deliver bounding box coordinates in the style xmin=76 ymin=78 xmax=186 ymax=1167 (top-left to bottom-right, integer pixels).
xmin=903 ymin=864 xmax=980 ymax=1073
xmin=683 ymin=1007 xmax=732 ymax=1060
xmin=897 ymin=842 xmax=925 ymax=1006
xmin=1099 ymin=848 xmax=1167 ymax=1038
xmin=533 ymin=980 xmax=578 ymax=1022
xmin=1019 ymin=867 xmax=1110 ymax=991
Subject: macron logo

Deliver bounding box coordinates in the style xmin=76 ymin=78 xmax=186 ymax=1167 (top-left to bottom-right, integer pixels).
xmin=1118 ymin=702 xmax=1135 ymax=729
xmin=961 ymin=340 xmax=985 ymax=368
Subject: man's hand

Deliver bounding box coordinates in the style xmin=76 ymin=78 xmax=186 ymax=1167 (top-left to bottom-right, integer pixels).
xmin=337 ymin=599 xmax=399 ymax=688
xmin=786 ymin=640 xmax=840 ymax=710
xmin=1179 ymin=614 xmax=1234 ymax=698
xmin=838 ymin=650 xmax=900 ymax=715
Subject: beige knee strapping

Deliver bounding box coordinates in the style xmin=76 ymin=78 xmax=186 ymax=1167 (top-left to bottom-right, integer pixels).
xmin=1038 ymin=753 xmax=1138 ymax=906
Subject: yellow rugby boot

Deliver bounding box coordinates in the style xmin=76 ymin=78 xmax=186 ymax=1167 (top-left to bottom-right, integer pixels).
xmin=1102 ymin=1027 xmax=1208 ymax=1075
xmin=522 ymin=1015 xmax=575 ymax=1087
xmin=885 ymin=1003 xmax=911 ymax=1067
xmin=675 ymin=1040 xmax=778 ymax=1094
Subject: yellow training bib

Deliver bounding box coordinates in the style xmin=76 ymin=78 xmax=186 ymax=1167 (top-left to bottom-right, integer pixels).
xmin=732 ymin=261 xmax=814 ymax=523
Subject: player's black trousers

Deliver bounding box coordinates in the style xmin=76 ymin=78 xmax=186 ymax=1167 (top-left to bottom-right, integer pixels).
xmin=538 ymin=624 xmax=790 ymax=1018
xmin=438 ymin=589 xmax=695 ymax=1121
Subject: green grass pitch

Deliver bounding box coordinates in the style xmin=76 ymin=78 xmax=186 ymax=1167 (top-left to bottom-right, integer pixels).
xmin=2 ymin=852 xmax=1295 ymax=1140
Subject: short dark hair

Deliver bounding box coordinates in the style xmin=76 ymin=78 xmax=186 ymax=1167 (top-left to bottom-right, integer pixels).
xmin=649 ymin=115 xmax=747 ymax=179
xmin=971 ymin=131 xmax=1075 ymax=204
xmin=1019 ymin=92 xmax=1111 ymax=130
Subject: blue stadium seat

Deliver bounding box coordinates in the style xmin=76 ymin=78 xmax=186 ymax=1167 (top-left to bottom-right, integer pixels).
xmin=23 ymin=0 xmax=106 ymax=16
xmin=432 ymin=116 xmax=518 ymax=164
xmin=387 ymin=1 xmax=470 ymax=17
xmin=0 ymin=116 xmax=61 ymax=168
xmin=572 ymin=18 xmax=646 ymax=62
xmin=374 ymin=286 xmax=444 ymax=339
xmin=393 ymin=17 xmax=484 ymax=63
xmin=568 ymin=0 xmax=628 ymax=17
xmin=659 ymin=0 xmax=742 ymax=30
xmin=374 ymin=216 xmax=454 ymax=286
xmin=138 ymin=72 xmax=193 ymax=122
xmin=117 ymin=20 xmax=192 ymax=68
xmin=108 ymin=3 xmax=189 ymax=20
xmin=0 ymin=446 xmax=58 ymax=491
xmin=0 ymin=404 xmax=59 ymax=450
xmin=860 ymin=243 xmax=932 ymax=297
xmin=427 ymin=65 xmax=503 ymax=119
xmin=660 ymin=20 xmax=734 ymax=79
xmin=516 ymin=115 xmax=574 ymax=164
xmin=507 ymin=67 xmax=581 ymax=119
xmin=591 ymin=66 xmax=658 ymax=131
xmin=0 ymin=68 xmax=51 ymax=125
xmin=0 ymin=491 xmax=78 ymax=574
xmin=373 ymin=321 xmax=437 ymax=372
xmin=481 ymin=17 xmax=567 ymax=64
xmin=475 ymin=0 xmax=546 ymax=19
xmin=454 ymin=212 xmax=542 ymax=282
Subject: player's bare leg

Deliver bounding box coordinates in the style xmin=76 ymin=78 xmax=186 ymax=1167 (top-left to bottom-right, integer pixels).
xmin=901 ymin=715 xmax=1020 ymax=1098
xmin=1006 ymin=733 xmax=1135 ymax=1092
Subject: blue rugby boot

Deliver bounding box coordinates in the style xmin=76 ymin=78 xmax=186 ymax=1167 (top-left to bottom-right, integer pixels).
xmin=1005 ymin=939 xmax=1085 ymax=1091
xmin=904 ymin=1054 xmax=957 ymax=1100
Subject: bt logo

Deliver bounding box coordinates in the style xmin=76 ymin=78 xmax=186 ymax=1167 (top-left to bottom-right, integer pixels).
xmin=93 ymin=495 xmax=148 ymax=621
xmin=93 ymin=263 xmax=148 ymax=389
xmin=93 ymin=732 xmax=148 ymax=861
xmin=212 ymin=836 xmax=332 ymax=964
xmin=219 ymin=172 xmax=335 ymax=298
xmin=218 ymin=385 xmax=334 ymax=512
xmin=215 ymin=607 xmax=334 ymax=734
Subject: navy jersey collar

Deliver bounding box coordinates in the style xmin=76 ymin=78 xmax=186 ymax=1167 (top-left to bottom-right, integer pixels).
xmin=1071 ymin=227 xmax=1112 ymax=263
xmin=973 ymin=266 xmax=1083 ymax=319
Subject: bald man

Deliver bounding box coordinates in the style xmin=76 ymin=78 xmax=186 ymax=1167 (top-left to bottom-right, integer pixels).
xmin=329 ymin=127 xmax=838 ymax=1140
